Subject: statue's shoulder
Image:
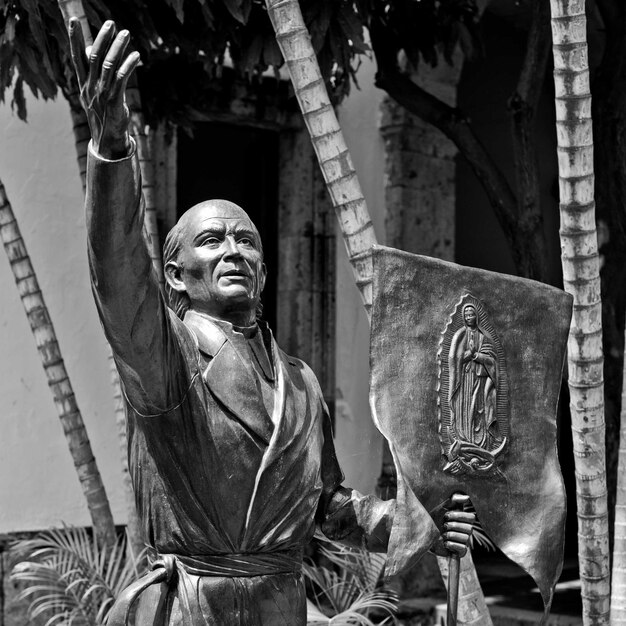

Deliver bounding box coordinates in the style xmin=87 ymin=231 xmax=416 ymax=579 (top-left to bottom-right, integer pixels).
xmin=275 ymin=345 xmax=324 ymax=400
xmin=179 ymin=310 xmax=227 ymax=358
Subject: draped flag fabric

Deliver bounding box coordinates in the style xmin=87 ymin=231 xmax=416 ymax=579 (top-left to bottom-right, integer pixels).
xmin=369 ymin=246 xmax=572 ymax=614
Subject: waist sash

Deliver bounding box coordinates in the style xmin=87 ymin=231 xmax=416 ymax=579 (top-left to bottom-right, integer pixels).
xmin=172 ymin=549 xmax=302 ymax=577
xmin=107 ymin=549 xmax=303 ymax=626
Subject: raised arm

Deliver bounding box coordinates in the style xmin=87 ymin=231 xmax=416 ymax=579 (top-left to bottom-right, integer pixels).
xmin=70 ymin=20 xmax=186 ymax=414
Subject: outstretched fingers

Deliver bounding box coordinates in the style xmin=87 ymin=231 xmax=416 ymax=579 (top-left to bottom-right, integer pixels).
xmin=86 ymin=21 xmax=116 ymax=96
xmin=110 ymin=51 xmax=141 ymax=104
xmin=100 ymin=30 xmax=131 ymax=94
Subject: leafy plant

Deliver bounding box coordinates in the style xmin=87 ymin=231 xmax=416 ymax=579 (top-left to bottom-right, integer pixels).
xmin=10 ymin=526 xmax=146 ymax=626
xmin=304 ymin=537 xmax=398 ymax=625
xmin=464 ymin=501 xmax=495 ymax=552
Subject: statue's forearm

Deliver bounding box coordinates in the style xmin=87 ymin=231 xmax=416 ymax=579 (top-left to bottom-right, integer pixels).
xmin=320 ymin=486 xmax=394 ymax=552
xmin=85 ymin=141 xmax=177 ymax=412
xmin=86 ymin=141 xmax=153 ymax=328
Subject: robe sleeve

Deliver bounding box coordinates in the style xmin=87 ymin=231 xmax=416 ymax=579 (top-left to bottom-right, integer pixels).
xmin=316 ymin=410 xmax=440 ymax=578
xmin=86 ymin=141 xmax=190 ymax=416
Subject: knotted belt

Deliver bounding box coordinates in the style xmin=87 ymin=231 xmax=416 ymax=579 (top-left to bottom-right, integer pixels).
xmin=107 ymin=549 xmax=303 ymax=626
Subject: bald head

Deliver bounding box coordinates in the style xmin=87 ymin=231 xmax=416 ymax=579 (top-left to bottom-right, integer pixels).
xmin=174 ymin=200 xmax=262 ymax=252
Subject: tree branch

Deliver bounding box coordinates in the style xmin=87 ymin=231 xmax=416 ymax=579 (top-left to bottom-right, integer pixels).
xmin=375 ymin=70 xmax=519 ymax=255
xmin=594 ymin=0 xmax=621 ymax=38
xmin=507 ymin=0 xmax=551 ymax=281
xmin=516 ymin=0 xmax=551 ymax=106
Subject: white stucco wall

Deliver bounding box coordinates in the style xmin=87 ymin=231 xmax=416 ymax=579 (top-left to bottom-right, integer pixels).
xmin=0 ymin=95 xmax=126 ymax=532
xmin=335 ymin=57 xmax=386 ymax=494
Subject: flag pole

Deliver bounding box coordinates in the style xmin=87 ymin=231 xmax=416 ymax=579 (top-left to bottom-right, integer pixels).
xmin=447 ymin=553 xmax=461 ymax=625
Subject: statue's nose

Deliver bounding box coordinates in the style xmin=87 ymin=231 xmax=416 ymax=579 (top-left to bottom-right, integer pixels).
xmin=223 ymin=236 xmax=241 ymax=257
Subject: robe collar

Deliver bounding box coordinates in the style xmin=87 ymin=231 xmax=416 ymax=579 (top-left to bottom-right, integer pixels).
xmin=183 ymin=310 xmax=278 ymax=445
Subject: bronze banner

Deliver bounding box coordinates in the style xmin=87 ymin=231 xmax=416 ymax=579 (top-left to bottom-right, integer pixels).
xmin=369 ymin=246 xmax=572 ymax=613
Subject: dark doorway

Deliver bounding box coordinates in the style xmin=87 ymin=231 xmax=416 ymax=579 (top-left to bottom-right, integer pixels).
xmin=177 ymin=122 xmax=279 ymax=330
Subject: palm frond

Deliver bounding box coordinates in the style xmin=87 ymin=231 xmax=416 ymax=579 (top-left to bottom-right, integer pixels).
xmin=462 ymin=501 xmax=496 ymax=551
xmin=10 ymin=526 xmax=146 ymax=626
xmin=305 ymin=538 xmax=398 ymax=625
xmin=306 ymin=590 xmax=398 ymax=625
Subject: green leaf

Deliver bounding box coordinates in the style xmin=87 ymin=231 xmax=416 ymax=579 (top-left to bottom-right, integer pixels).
xmin=166 ymin=0 xmax=185 ymax=23
xmin=222 ymin=0 xmax=245 ymax=24
xmin=5 ymin=13 xmax=15 ymax=41
xmin=10 ymin=526 xmax=147 ymax=626
xmin=262 ymin=36 xmax=282 ymax=68
xmin=197 ymin=0 xmax=215 ymax=28
xmin=11 ymin=75 xmax=26 ymax=120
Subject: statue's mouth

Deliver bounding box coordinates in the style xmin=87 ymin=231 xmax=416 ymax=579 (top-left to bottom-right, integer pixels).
xmin=222 ymin=269 xmax=249 ymax=278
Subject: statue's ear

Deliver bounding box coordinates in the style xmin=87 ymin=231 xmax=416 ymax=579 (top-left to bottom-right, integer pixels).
xmin=165 ymin=261 xmax=186 ymax=293
xmin=260 ymin=263 xmax=267 ymax=293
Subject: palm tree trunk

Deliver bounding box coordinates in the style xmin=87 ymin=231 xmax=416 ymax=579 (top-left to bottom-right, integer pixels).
xmin=549 ymin=1 xmax=610 ymax=624
xmin=64 ymin=89 xmax=144 ymax=561
xmin=612 ymin=329 xmax=626 ymax=623
xmin=0 ymin=178 xmax=116 ymax=547
xmin=265 ymin=0 xmax=376 ymax=314
xmin=265 ymin=1 xmax=491 ymax=622
xmin=57 ymin=2 xmax=149 ymax=557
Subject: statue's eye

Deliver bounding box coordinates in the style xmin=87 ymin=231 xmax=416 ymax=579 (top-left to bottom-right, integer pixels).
xmin=238 ymin=237 xmax=253 ymax=247
xmin=203 ymin=236 xmax=221 ymax=246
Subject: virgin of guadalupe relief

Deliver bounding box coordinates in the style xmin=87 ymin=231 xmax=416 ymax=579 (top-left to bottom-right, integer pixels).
xmin=437 ymin=294 xmax=508 ymax=477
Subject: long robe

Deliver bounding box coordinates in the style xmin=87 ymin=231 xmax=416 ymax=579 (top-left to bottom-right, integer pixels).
xmin=85 ymin=141 xmax=439 ymax=625
xmin=448 ymin=325 xmax=498 ymax=447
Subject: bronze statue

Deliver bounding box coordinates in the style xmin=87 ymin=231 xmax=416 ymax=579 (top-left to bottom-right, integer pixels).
xmin=68 ymin=19 xmax=474 ymax=625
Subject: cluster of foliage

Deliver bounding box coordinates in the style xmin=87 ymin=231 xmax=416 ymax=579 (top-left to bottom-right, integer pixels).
xmin=10 ymin=526 xmax=145 ymax=625
xmin=304 ymin=537 xmax=398 ymax=625
xmin=0 ymin=0 xmax=478 ymax=127
xmin=0 ymin=0 xmax=364 ymax=124
xmin=10 ymin=527 xmax=398 ymax=626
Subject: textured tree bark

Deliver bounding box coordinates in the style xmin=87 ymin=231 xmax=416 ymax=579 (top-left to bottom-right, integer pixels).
xmin=613 ymin=323 xmax=626 ymax=623
xmin=59 ymin=84 xmax=144 ymax=559
xmin=0 ymin=179 xmax=116 ymax=547
xmin=592 ymin=0 xmax=626 ymax=508
xmin=265 ymin=1 xmax=490 ymax=623
xmin=550 ymin=1 xmax=610 ymax=623
xmin=265 ymin=0 xmax=376 ymax=315
xmin=592 ymin=4 xmax=626 ymax=623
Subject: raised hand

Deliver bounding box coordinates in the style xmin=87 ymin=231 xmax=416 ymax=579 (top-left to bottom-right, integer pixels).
xmin=69 ymin=18 xmax=140 ymax=159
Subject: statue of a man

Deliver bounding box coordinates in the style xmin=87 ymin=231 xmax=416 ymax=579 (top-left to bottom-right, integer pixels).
xmin=449 ymin=304 xmax=498 ymax=448
xmin=69 ymin=19 xmax=474 ymax=625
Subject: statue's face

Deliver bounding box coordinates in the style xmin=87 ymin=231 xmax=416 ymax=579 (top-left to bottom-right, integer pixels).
xmin=464 ymin=306 xmax=477 ymax=328
xmin=166 ymin=201 xmax=266 ymax=325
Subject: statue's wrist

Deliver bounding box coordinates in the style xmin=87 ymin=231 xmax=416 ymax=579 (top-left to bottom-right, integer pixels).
xmin=98 ymin=133 xmax=132 ymax=160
